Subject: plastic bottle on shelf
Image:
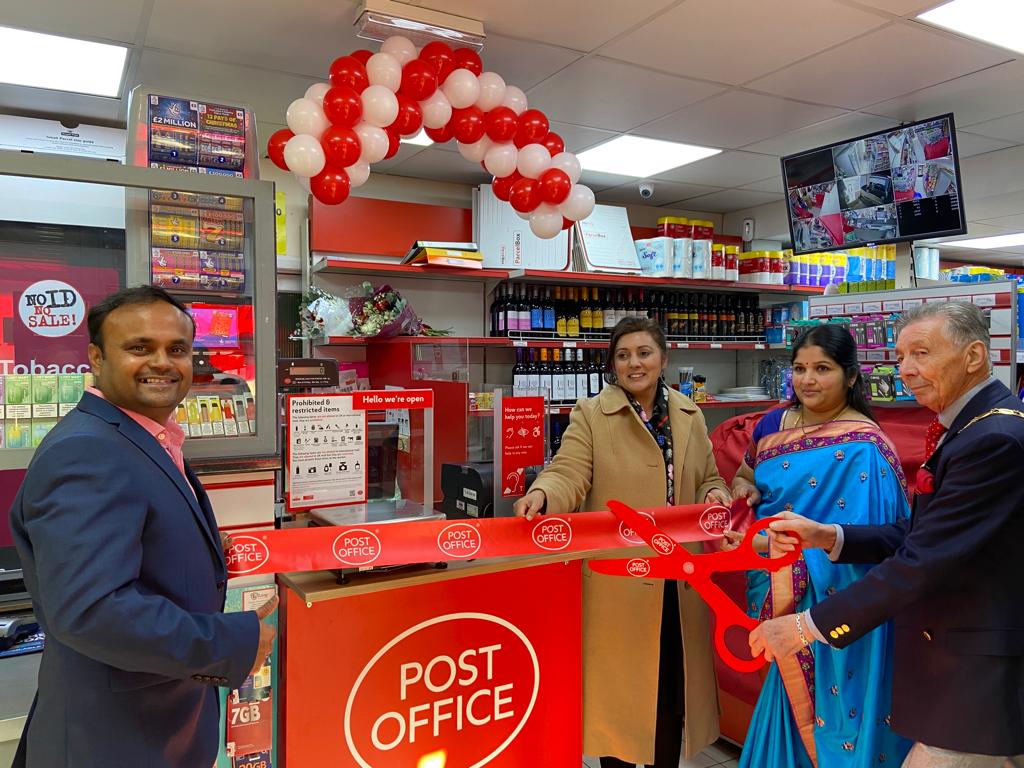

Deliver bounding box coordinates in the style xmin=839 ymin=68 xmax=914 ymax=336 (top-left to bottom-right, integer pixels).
xmin=711 ymin=244 xmax=726 ymax=280
xmin=725 ymin=245 xmax=740 ymax=282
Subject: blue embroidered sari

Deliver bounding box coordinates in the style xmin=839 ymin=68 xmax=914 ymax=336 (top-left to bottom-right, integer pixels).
xmin=738 ymin=413 xmax=912 ymax=768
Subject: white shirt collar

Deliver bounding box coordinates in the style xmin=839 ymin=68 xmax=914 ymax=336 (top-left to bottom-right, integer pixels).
xmin=937 ymin=376 xmax=995 ymax=429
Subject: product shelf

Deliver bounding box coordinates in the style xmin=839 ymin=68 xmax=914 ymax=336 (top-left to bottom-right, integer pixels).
xmin=313 ymin=257 xmax=509 ymax=282
xmin=506 ymin=269 xmax=825 ymax=296
xmin=317 ymin=335 xmax=787 ymax=351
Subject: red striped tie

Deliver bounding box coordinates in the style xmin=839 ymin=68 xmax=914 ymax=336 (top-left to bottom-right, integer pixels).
xmin=924 ymin=418 xmax=947 ymax=461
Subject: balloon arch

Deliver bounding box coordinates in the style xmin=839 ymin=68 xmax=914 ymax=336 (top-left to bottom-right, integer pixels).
xmin=267 ymin=36 xmax=596 ymax=239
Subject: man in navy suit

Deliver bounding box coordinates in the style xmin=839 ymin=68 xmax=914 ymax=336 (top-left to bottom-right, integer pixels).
xmin=10 ymin=286 xmax=276 ymax=767
xmin=751 ymin=301 xmax=1023 ymax=767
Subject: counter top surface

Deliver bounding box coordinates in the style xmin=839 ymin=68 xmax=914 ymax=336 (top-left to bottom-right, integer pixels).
xmin=0 ymin=652 xmax=39 ymax=742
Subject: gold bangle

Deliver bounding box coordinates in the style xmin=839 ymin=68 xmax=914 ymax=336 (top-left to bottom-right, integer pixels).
xmin=795 ymin=612 xmax=812 ymax=647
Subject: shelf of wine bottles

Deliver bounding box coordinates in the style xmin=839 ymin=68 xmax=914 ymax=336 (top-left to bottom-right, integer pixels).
xmin=490 ymin=284 xmax=771 ymax=340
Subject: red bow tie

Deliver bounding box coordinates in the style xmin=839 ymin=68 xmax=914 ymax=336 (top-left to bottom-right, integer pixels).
xmin=924 ymin=418 xmax=947 ymax=461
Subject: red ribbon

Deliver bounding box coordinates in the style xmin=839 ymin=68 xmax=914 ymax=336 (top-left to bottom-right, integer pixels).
xmin=225 ymin=503 xmax=732 ymax=577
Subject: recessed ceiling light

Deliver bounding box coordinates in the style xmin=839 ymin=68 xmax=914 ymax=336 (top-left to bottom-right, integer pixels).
xmin=401 ymin=129 xmax=433 ymax=147
xmin=0 ymin=26 xmax=128 ymax=97
xmin=940 ymin=232 xmax=1024 ymax=249
xmin=918 ymin=0 xmax=1024 ymax=55
xmin=576 ymin=136 xmax=721 ymax=178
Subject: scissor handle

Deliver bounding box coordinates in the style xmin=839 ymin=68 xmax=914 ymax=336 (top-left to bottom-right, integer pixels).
xmin=712 ymin=516 xmax=803 ymax=573
xmin=710 ymin=603 xmax=767 ymax=673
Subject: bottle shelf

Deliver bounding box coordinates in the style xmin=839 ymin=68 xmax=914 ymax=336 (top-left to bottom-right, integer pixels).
xmin=311 ymin=257 xmax=825 ymax=296
xmin=317 ymin=335 xmax=787 ymax=351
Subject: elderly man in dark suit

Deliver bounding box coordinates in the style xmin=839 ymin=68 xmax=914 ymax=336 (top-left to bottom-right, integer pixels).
xmin=10 ymin=286 xmax=276 ymax=767
xmin=751 ymin=301 xmax=1023 ymax=767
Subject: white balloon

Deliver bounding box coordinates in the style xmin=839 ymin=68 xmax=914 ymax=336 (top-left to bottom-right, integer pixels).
xmin=501 ymin=85 xmax=528 ymax=115
xmin=360 ymin=85 xmax=399 ymax=128
xmin=559 ymin=184 xmax=596 ymax=222
xmin=346 ymin=159 xmax=371 ymax=188
xmin=286 ymin=97 xmax=330 ymax=138
xmin=530 ymin=203 xmax=563 ymax=239
xmin=442 ymin=69 xmax=480 ymax=110
xmin=380 ymin=35 xmax=417 ymax=66
xmin=366 ymin=52 xmax=402 ymax=92
xmin=515 ymin=208 xmax=532 ymax=221
xmin=549 ymin=151 xmax=582 ymax=185
xmin=516 ymin=143 xmax=552 ymax=180
xmin=283 ymin=134 xmax=326 ymax=178
xmin=354 ymin=122 xmax=390 ymax=164
xmin=458 ymin=136 xmax=492 ymax=163
xmin=475 ymin=71 xmax=507 ymax=112
xmin=420 ymin=90 xmax=452 ymax=129
xmin=304 ymin=82 xmax=331 ymax=105
xmin=298 ymin=176 xmax=311 ymax=193
xmin=484 ymin=142 xmax=518 ymax=178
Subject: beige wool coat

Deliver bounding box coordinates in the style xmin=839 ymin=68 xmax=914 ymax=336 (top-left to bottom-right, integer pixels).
xmin=530 ymin=384 xmax=727 ymax=763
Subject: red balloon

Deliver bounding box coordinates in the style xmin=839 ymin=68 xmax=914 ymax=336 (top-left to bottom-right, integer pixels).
xmin=452 ymin=47 xmax=483 ymax=76
xmin=562 ymin=217 xmax=575 ymax=230
xmin=542 ymin=131 xmax=565 ymax=157
xmin=267 ymin=128 xmax=294 ymax=170
xmin=539 ymin=168 xmax=572 ymax=205
xmin=321 ymin=126 xmax=362 ymax=168
xmin=310 ymin=165 xmax=351 ymax=205
xmin=513 ymin=109 xmax=550 ymax=148
xmin=388 ymin=94 xmax=423 ymax=136
xmin=509 ymin=177 xmax=542 ymax=213
xmin=424 ymin=124 xmax=453 ymax=143
xmin=329 ymin=56 xmax=369 ymax=92
xmin=351 ymin=49 xmax=373 ymax=65
xmin=485 ymin=106 xmax=518 ymax=143
xmin=322 ymin=85 xmax=363 ymax=127
xmin=492 ymin=171 xmax=522 ymax=202
xmin=450 ymin=106 xmax=486 ymax=144
xmin=384 ymin=128 xmax=401 ymax=159
xmin=419 ymin=41 xmax=456 ymax=83
xmin=399 ymin=59 xmax=438 ymax=101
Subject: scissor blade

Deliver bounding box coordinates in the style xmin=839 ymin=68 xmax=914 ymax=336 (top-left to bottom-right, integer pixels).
xmin=606 ymin=500 xmax=692 ymax=566
xmin=587 ymin=557 xmax=682 ymax=579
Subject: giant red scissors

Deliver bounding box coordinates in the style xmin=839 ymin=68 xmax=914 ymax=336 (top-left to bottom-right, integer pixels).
xmin=587 ymin=500 xmax=801 ymax=672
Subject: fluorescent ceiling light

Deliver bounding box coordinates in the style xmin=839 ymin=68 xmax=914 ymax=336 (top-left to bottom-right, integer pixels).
xmin=918 ymin=0 xmax=1024 ymax=55
xmin=354 ymin=0 xmax=485 ymax=50
xmin=577 ymin=136 xmax=721 ymax=178
xmin=401 ymin=129 xmax=433 ymax=147
xmin=0 ymin=26 xmax=128 ymax=97
xmin=941 ymin=233 xmax=1024 ymax=249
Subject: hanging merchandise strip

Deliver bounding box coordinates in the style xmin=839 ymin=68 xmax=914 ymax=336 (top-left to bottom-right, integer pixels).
xmin=225 ymin=502 xmax=732 ymax=577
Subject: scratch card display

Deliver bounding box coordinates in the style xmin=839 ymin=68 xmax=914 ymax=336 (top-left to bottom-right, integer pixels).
xmin=147 ymin=94 xmax=249 ymax=174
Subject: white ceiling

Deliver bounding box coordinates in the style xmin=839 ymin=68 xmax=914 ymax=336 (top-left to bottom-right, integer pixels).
xmin=3 ymin=0 xmax=1024 ymax=262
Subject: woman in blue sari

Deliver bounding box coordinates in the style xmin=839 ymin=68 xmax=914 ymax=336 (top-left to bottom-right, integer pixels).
xmin=726 ymin=324 xmax=912 ymax=768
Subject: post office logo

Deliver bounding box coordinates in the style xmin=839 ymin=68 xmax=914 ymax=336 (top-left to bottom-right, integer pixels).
xmin=333 ymin=528 xmax=382 ymax=566
xmin=699 ymin=505 xmax=732 ymax=537
xmin=344 ymin=612 xmax=540 ymax=768
xmin=651 ymin=533 xmax=675 ymax=556
xmin=18 ymin=280 xmax=85 ymax=338
xmin=225 ymin=535 xmax=270 ymax=575
xmin=618 ymin=512 xmax=656 ymax=544
xmin=531 ymin=518 xmax=572 ymax=551
xmin=436 ymin=523 xmax=482 ymax=559
xmin=625 ymin=559 xmax=651 ymax=577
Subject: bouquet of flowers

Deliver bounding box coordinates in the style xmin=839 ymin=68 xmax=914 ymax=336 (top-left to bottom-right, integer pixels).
xmin=295 ymin=283 xmax=449 ymax=340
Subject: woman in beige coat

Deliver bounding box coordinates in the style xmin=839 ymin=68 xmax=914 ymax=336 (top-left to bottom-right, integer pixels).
xmin=514 ymin=317 xmax=730 ymax=767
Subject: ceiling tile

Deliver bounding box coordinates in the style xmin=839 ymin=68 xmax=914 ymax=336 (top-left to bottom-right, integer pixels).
xmin=653 ymin=151 xmax=782 ymax=187
xmin=597 ymin=181 xmax=724 ymax=207
xmin=955 ymin=131 xmax=1017 ymax=158
xmin=146 ymin=0 xmax=358 ymax=77
xmin=846 ymin=0 xmax=945 ymax=16
xmin=601 ymin=0 xmax=888 ymax=85
xmin=674 ymin=189 xmax=784 ymax=214
xmin=548 ymin=121 xmax=619 ymax=153
xmin=960 ymin=112 xmax=1024 ymax=144
xmin=525 ymin=56 xmax=727 ymax=132
xmin=373 ymin=142 xmax=430 ymax=172
xmin=740 ymin=176 xmax=786 ymax=193
xmin=579 ymin=169 xmax=636 ymax=193
xmin=863 ymin=60 xmax=1024 ymax=127
xmin=479 ymin=34 xmax=582 ymax=92
xmin=747 ymin=23 xmax=1011 ymax=110
xmin=134 ymin=50 xmax=318 ymax=126
xmin=974 ymin=213 xmax=1024 ymax=230
xmin=437 ymin=0 xmax=679 ymax=52
xmin=742 ymin=112 xmax=899 ymax=156
xmin=639 ymin=91 xmax=844 ymax=149
xmin=388 ymin=148 xmax=491 ymax=186
xmin=2 ymin=0 xmax=148 ymax=44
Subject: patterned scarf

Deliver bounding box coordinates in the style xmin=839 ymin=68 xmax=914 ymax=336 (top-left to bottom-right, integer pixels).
xmin=625 ymin=382 xmax=674 ymax=504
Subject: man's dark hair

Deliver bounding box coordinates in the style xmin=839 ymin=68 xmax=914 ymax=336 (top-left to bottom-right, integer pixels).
xmin=88 ymin=285 xmax=196 ymax=351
